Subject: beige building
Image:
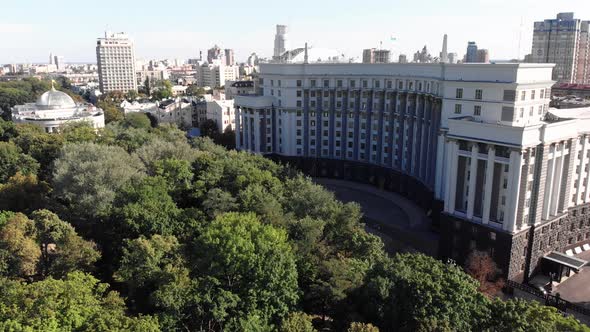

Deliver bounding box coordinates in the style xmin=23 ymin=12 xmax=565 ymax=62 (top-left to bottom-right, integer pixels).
xmin=96 ymin=32 xmax=138 ymax=93
xmin=531 ymin=12 xmax=590 ymax=84
xmin=362 ymin=48 xmax=390 ymax=64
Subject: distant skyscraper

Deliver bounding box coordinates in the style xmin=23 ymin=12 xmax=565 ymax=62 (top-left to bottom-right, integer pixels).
xmin=531 ymin=12 xmax=590 ymax=83
xmin=398 ymin=54 xmax=408 ymax=63
xmin=54 ymin=55 xmax=65 ymax=71
xmin=440 ymin=34 xmax=449 ymax=63
xmin=49 ymin=52 xmax=53 ymax=65
xmin=96 ymin=31 xmax=138 ymax=93
xmin=476 ymin=49 xmax=490 ymax=63
xmin=362 ymin=48 xmax=390 ymax=63
xmin=208 ymin=45 xmax=223 ymax=64
xmin=224 ymin=49 xmax=235 ymax=66
xmin=273 ymin=25 xmax=288 ymax=60
xmin=448 ymin=53 xmax=458 ymax=64
xmin=465 ymin=42 xmax=478 ymax=63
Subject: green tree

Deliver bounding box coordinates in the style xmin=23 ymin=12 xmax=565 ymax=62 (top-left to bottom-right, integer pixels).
xmin=0 ymin=272 xmax=160 ymax=331
xmin=52 ymin=143 xmax=146 ymax=218
xmin=354 ymin=254 xmax=490 ymax=332
xmin=348 ymin=322 xmax=380 ymax=332
xmin=489 ymin=298 xmax=589 ymax=332
xmin=153 ymin=80 xmax=173 ymax=100
xmin=193 ymin=212 xmax=299 ymax=326
xmin=124 ymin=112 xmax=152 ymax=130
xmin=11 ymin=123 xmax=64 ymax=176
xmin=203 ymin=188 xmax=238 ymax=219
xmin=0 ymin=172 xmax=50 ymax=213
xmin=186 ymin=85 xmax=206 ymax=97
xmin=97 ymin=100 xmax=124 ymax=123
xmin=0 ymin=118 xmax=17 ymax=141
xmin=115 ymin=176 xmax=182 ymax=237
xmin=60 ymin=121 xmax=99 ymax=143
xmin=0 ymin=141 xmax=39 ymax=182
xmin=280 ymin=312 xmax=317 ymax=332
xmin=30 ymin=209 xmax=100 ymax=278
xmin=0 ymin=213 xmax=40 ymax=278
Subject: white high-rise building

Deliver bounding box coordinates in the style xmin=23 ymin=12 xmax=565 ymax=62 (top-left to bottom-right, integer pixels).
xmin=96 ymin=32 xmax=138 ymax=93
xmin=273 ymin=25 xmax=288 ymax=60
xmin=232 ymin=62 xmax=590 ymax=283
xmin=440 ymin=34 xmax=448 ymax=63
xmin=54 ymin=55 xmax=65 ymax=72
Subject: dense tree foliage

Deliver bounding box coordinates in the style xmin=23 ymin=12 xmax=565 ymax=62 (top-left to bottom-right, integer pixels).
xmin=0 ymin=109 xmax=586 ymax=331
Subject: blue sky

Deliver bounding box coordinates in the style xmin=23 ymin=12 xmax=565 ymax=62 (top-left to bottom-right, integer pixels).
xmin=1 ymin=0 xmax=589 ymax=64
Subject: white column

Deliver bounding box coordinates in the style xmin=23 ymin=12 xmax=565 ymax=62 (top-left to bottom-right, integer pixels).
xmin=482 ymin=146 xmax=495 ymax=225
xmin=466 ymin=145 xmax=478 ymax=219
xmin=543 ymin=153 xmax=557 ymax=220
xmin=445 ymin=141 xmax=459 ymax=213
xmin=584 ymin=137 xmax=590 ymax=203
xmin=576 ymin=137 xmax=586 ymax=204
xmin=435 ymin=134 xmax=446 ymax=199
xmin=253 ymin=112 xmax=261 ymax=153
xmin=504 ymin=150 xmax=523 ymax=232
xmin=235 ymin=107 xmax=241 ymax=149
xmin=550 ymin=145 xmax=564 ymax=216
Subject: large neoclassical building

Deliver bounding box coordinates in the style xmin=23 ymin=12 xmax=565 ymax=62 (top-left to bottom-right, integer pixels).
xmin=11 ymin=85 xmax=105 ymax=132
xmin=234 ymin=61 xmax=590 ymax=282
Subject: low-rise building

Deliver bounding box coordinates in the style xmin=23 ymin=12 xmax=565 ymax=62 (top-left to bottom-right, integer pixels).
xmin=12 ymin=85 xmax=104 ymax=132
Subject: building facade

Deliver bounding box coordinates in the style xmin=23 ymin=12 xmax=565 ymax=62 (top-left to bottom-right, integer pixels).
xmin=531 ymin=12 xmax=590 ymax=84
xmin=273 ymin=25 xmax=288 ymax=61
xmin=231 ymin=62 xmax=590 ymax=282
xmin=96 ymin=32 xmax=137 ymax=93
xmin=362 ymin=49 xmax=391 ymax=64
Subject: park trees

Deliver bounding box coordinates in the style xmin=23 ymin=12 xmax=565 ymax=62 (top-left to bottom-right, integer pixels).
xmin=52 ymin=143 xmax=146 ymax=219
xmin=0 ymin=272 xmax=160 ymax=331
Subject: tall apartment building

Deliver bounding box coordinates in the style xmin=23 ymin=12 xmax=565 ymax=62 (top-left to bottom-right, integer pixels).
xmin=225 ymin=49 xmax=235 ymax=66
xmin=233 ymin=62 xmax=590 ymax=282
xmin=54 ymin=55 xmax=65 ymax=72
xmin=476 ymin=49 xmax=490 ymax=63
xmin=465 ymin=42 xmax=479 ymax=63
xmin=273 ymin=25 xmax=289 ymax=61
xmin=96 ymin=32 xmax=137 ymax=93
xmin=531 ymin=12 xmax=590 ymax=83
xmin=362 ymin=48 xmax=391 ymax=64
xmin=207 ymin=45 xmax=223 ymax=64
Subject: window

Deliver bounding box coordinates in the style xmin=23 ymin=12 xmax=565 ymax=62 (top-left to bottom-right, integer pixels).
xmin=475 ymin=89 xmax=483 ymax=100
xmin=362 ymin=80 xmax=368 ymax=88
xmin=531 ymin=90 xmax=535 ymax=100
xmin=398 ymin=81 xmax=403 ymax=89
xmin=337 ymin=80 xmax=342 ymax=88
xmin=296 ymin=90 xmax=302 ymax=97
xmin=519 ymin=108 xmax=524 ymax=118
xmin=456 ymin=88 xmax=463 ymax=99
xmin=350 ymin=80 xmax=356 ymax=88
xmin=296 ymin=80 xmax=302 ymax=87
xmin=296 ymin=100 xmax=302 ymax=107
xmin=540 ymin=89 xmax=545 ymax=99
xmin=311 ymin=79 xmax=316 ymax=87
xmin=503 ymin=90 xmax=516 ymax=101
xmin=323 ymin=80 xmax=329 ymax=88
xmin=474 ymin=105 xmax=481 ymax=116
xmin=454 ymin=104 xmax=462 ymax=114
xmin=521 ymin=91 xmax=526 ymax=101
xmin=529 ymin=106 xmax=534 ymax=116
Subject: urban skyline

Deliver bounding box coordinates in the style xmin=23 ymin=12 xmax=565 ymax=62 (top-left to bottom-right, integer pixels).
xmin=1 ymin=0 xmax=589 ymax=64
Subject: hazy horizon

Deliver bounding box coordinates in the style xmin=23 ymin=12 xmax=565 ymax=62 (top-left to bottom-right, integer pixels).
xmin=1 ymin=0 xmax=589 ymax=65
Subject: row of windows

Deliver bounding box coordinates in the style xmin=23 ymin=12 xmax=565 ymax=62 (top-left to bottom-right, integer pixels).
xmin=266 ymin=78 xmax=437 ymax=92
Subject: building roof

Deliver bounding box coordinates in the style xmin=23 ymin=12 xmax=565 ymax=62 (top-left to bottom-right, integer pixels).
xmin=543 ymin=251 xmax=587 ymax=271
xmin=548 ymin=106 xmax=590 ymax=120
xmin=36 ymin=86 xmax=76 ymax=110
xmin=231 ymin=81 xmax=254 ymax=88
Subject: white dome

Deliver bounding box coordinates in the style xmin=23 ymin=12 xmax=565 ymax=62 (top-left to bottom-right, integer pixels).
xmin=36 ymin=87 xmax=76 ymax=110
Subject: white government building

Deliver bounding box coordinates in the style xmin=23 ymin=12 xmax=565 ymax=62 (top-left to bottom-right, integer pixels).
xmin=235 ymin=61 xmax=590 ymax=281
xmin=11 ymin=85 xmax=105 ymax=132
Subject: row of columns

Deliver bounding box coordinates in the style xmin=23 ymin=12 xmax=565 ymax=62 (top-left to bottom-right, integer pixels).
xmin=443 ymin=139 xmax=523 ymax=233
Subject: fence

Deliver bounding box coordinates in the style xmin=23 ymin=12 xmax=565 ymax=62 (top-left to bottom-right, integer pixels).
xmin=505 ymin=280 xmax=590 ymax=317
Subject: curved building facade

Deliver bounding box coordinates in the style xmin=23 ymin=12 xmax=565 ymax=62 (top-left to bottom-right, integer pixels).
xmin=235 ymin=62 xmax=590 ymax=282
xmin=11 ymin=86 xmax=105 ymax=132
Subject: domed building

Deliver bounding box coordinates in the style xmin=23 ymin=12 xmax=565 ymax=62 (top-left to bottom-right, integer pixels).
xmin=11 ymin=84 xmax=105 ymax=133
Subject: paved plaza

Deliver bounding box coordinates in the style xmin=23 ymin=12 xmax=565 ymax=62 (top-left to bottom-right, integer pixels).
xmin=314 ymin=178 xmax=439 ymax=256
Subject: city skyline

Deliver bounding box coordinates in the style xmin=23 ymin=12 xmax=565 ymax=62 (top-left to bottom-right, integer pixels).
xmin=1 ymin=0 xmax=589 ymax=64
